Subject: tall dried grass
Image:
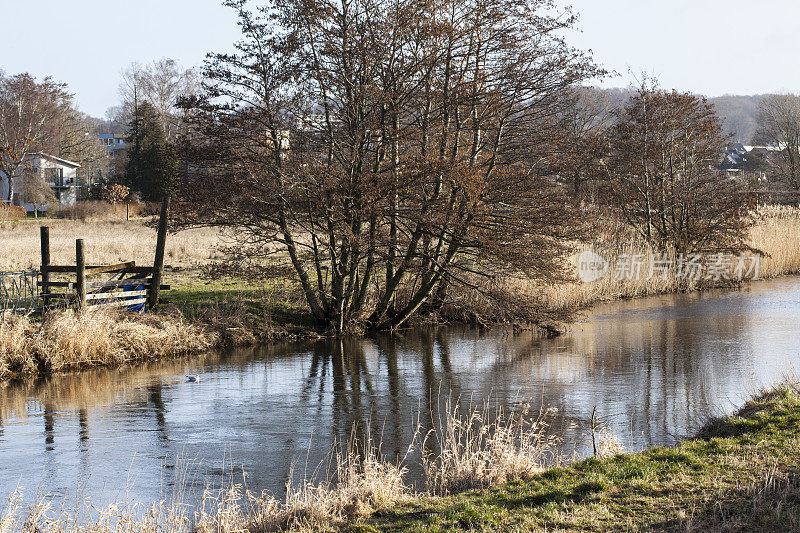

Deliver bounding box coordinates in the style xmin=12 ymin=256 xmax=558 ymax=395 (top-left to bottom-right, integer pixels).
xmin=0 ymin=314 xmax=36 ymax=377
xmin=55 ymin=201 xmax=146 ymax=222
xmin=750 ymin=205 xmax=800 ymax=278
xmin=0 ymin=395 xmax=568 ymax=531
xmin=198 ymin=438 xmax=409 ymax=532
xmin=422 ymin=397 xmax=560 ymax=495
xmin=0 ymin=435 xmax=409 ymax=533
xmin=0 ymin=204 xmax=26 ymax=221
xmin=0 ymin=307 xmax=214 ymax=380
xmin=524 ymin=205 xmax=800 ymax=316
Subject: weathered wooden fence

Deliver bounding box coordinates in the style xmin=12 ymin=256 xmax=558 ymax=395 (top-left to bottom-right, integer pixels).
xmin=37 ymin=228 xmax=169 ymax=311
xmin=39 ymin=261 xmax=168 ymax=311
xmin=1 ymin=222 xmax=170 ymax=315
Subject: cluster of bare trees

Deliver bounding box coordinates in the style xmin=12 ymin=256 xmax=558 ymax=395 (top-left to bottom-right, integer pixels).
xmin=602 ymin=83 xmax=751 ymax=254
xmin=175 ymin=0 xmax=601 ymax=331
xmin=116 ymin=0 xmax=753 ymax=331
xmin=114 ymin=59 xmax=199 ymax=142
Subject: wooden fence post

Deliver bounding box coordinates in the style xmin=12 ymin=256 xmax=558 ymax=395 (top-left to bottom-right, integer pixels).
xmin=40 ymin=226 xmax=50 ymax=309
xmin=76 ymin=239 xmax=86 ymax=310
xmin=147 ymin=196 xmax=170 ymax=309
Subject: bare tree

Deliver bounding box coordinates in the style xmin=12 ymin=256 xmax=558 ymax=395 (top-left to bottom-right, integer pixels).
xmin=754 ymin=93 xmax=800 ymax=191
xmin=177 ymin=0 xmax=599 ymax=332
xmin=19 ymin=167 xmax=57 ymax=217
xmin=118 ymin=59 xmax=199 ymax=141
xmin=554 ymin=86 xmax=613 ymax=200
xmin=0 ymin=73 xmax=70 ymax=203
xmin=603 ymin=81 xmax=752 ymax=254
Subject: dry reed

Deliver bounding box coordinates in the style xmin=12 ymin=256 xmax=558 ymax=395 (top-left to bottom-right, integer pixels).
xmin=0 ymin=434 xmax=409 ymax=533
xmin=0 ymin=394 xmax=567 ymax=531
xmin=422 ymin=397 xmax=560 ymax=495
xmin=197 ymin=437 xmax=409 ymax=532
xmin=504 ymin=205 xmax=800 ymax=317
xmin=0 ymin=307 xmax=215 ymax=380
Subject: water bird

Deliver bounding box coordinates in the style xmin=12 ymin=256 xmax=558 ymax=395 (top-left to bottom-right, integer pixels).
xmin=185 ymin=375 xmax=199 ymax=382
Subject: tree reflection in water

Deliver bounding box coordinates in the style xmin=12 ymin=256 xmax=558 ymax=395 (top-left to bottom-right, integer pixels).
xmin=0 ymin=277 xmax=799 ymax=506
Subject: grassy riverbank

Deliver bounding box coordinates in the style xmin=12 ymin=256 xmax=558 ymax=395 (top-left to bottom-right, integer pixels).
xmin=0 ymin=308 xmax=214 ymax=380
xmin=350 ymin=383 xmax=800 ymax=532
xmin=3 ymin=382 xmax=800 ymax=531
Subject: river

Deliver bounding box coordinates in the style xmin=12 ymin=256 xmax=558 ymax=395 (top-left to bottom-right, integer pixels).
xmin=1 ymin=276 xmax=799 ymax=506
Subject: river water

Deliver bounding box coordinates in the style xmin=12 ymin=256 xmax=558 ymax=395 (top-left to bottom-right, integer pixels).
xmin=1 ymin=276 xmax=799 ymax=506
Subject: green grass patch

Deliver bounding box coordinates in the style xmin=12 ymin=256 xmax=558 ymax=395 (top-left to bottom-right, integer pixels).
xmin=348 ymin=383 xmax=800 ymax=531
xmin=162 ymin=268 xmax=316 ymax=332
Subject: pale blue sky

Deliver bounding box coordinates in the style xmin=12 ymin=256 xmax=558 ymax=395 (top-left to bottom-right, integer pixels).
xmin=2 ymin=0 xmax=799 ymax=117
xmin=569 ymin=0 xmax=800 ymax=96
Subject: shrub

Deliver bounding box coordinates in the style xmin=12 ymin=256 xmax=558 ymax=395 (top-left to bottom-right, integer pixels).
xmin=55 ymin=201 xmax=144 ymax=221
xmin=0 ymin=203 xmax=26 ymax=220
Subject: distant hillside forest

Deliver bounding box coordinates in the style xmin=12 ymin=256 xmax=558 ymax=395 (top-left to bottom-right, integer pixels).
xmin=588 ymin=88 xmax=765 ymax=144
xmin=92 ymin=86 xmax=768 ymax=149
xmin=709 ymin=94 xmax=765 ymax=143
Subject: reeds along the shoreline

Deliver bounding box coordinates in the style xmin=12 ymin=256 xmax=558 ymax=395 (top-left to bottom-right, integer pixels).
xmin=0 ymin=397 xmax=564 ymax=532
xmin=204 ymin=438 xmax=410 ymax=532
xmin=422 ymin=397 xmax=560 ymax=495
xmin=487 ymin=206 xmax=800 ymax=317
xmin=750 ymin=205 xmax=800 ymax=278
xmin=0 ymin=307 xmax=214 ymax=380
xmin=0 ymin=314 xmax=35 ymax=378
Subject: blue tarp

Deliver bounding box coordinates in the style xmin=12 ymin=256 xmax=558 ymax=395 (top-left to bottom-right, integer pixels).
xmin=122 ymin=284 xmax=146 ymax=313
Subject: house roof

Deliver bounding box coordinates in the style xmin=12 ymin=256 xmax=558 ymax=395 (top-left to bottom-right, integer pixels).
xmin=24 ymin=152 xmax=81 ymax=168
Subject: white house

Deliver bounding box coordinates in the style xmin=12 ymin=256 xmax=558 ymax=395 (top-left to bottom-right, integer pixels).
xmin=0 ymin=153 xmax=80 ymax=213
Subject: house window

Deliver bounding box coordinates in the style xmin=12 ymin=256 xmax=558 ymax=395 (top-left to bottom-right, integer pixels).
xmin=45 ymin=168 xmax=64 ymax=184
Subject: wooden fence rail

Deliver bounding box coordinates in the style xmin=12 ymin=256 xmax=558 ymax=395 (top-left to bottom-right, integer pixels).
xmin=34 ymin=219 xmax=170 ymax=312
xmin=1 ymin=201 xmax=171 ymax=315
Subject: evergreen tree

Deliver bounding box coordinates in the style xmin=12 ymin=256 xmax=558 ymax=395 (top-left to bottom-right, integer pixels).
xmin=123 ymin=101 xmax=174 ymax=200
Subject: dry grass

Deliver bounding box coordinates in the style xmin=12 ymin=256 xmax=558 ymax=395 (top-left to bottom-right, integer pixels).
xmin=0 ymin=314 xmax=36 ymax=377
xmin=422 ymin=397 xmax=560 ymax=495
xmin=200 ymin=439 xmax=409 ymax=532
xmin=438 ymin=207 xmax=800 ymax=326
xmin=0 ymin=204 xmax=26 ymax=221
xmin=0 ymin=218 xmax=229 ymax=271
xmin=0 ymin=307 xmax=214 ymax=380
xmin=0 ymin=433 xmax=410 ymax=533
xmin=749 ymin=204 xmax=800 ymax=278
xmin=521 ymin=205 xmax=800 ymax=316
xmin=55 ymin=201 xmax=149 ymax=222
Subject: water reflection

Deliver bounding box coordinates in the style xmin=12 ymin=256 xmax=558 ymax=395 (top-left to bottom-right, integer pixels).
xmin=1 ymin=277 xmax=799 ymax=507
